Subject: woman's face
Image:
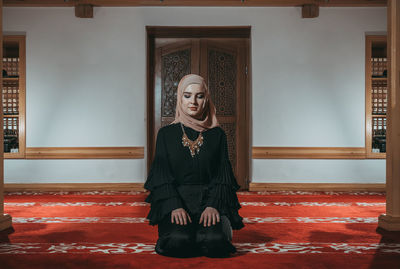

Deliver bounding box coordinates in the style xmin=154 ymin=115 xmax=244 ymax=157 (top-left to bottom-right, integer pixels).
xmin=181 ymin=83 xmax=206 ymax=119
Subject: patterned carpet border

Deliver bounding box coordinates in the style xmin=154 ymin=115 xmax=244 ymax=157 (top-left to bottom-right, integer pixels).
xmin=4 ymin=202 xmax=386 ymax=207
xmin=4 ymin=190 xmax=385 ymax=196
xmin=11 ymin=217 xmax=379 ymax=224
xmin=0 ymin=242 xmax=399 ymax=255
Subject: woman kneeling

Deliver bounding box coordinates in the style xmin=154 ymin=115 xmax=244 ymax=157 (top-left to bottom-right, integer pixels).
xmin=145 ymin=74 xmax=244 ymax=258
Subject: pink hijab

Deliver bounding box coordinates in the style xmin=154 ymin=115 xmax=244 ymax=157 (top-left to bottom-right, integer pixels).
xmin=172 ymin=74 xmax=219 ymax=132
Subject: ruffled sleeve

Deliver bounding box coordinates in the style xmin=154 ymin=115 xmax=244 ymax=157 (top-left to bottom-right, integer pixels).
xmin=144 ymin=128 xmax=183 ymax=225
xmin=205 ymin=130 xmax=244 ymax=230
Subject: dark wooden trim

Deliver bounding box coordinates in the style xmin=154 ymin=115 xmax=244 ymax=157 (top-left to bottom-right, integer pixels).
xmin=302 ymin=4 xmax=319 ymax=18
xmin=0 ymin=0 xmax=5 ymax=222
xmin=4 ymin=0 xmax=387 ymax=7
xmin=146 ymin=31 xmax=155 ymax=173
xmin=75 ymin=4 xmax=94 ymax=18
xmin=146 ymin=26 xmax=251 ymax=39
xmin=246 ymin=38 xmax=252 ymax=189
xmin=0 ymin=1 xmax=12 ymax=232
xmin=239 ymin=39 xmax=251 ymax=189
xmin=249 ymin=183 xmax=386 ymax=192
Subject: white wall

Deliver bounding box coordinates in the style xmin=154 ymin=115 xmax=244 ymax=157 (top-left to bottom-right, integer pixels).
xmin=3 ymin=7 xmax=387 ymax=183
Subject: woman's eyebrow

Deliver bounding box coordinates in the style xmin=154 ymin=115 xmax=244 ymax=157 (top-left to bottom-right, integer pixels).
xmin=183 ymin=92 xmax=192 ymax=94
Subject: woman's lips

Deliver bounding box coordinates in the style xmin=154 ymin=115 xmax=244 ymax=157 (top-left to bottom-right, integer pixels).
xmin=189 ymin=107 xmax=197 ymax=111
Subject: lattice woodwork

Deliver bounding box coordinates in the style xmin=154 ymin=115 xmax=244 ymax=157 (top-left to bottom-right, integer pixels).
xmin=372 ymin=116 xmax=386 ymax=153
xmin=208 ymin=49 xmax=236 ymax=116
xmin=2 ymin=80 xmax=19 ymax=115
xmin=3 ymin=57 xmax=19 ymax=77
xmin=219 ymin=122 xmax=236 ymax=173
xmin=366 ymin=36 xmax=387 ymax=157
xmin=371 ymin=57 xmax=387 ymax=77
xmin=161 ymin=49 xmax=191 ymax=117
xmin=4 ymin=116 xmax=18 ymax=132
xmin=372 ymin=80 xmax=387 ymax=115
xmin=372 ymin=117 xmax=386 ymax=136
xmin=3 ymin=35 xmax=26 ymax=157
xmin=3 ymin=117 xmax=19 ymax=153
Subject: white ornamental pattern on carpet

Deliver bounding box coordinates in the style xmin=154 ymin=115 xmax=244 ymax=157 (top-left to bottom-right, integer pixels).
xmin=11 ymin=217 xmax=378 ymax=224
xmin=4 ymin=191 xmax=146 ymax=196
xmin=5 ymin=190 xmax=385 ymax=196
xmin=244 ymin=217 xmax=378 ymax=224
xmin=1 ymin=243 xmax=400 ymax=255
xmin=5 ymin=202 xmax=149 ymax=207
xmin=5 ymin=202 xmax=385 ymax=207
xmin=12 ymin=217 xmax=148 ymax=224
xmin=238 ymin=191 xmax=385 ymax=196
xmin=239 ymin=202 xmax=385 ymax=207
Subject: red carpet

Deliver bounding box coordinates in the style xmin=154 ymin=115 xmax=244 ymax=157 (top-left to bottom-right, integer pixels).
xmin=1 ymin=190 xmax=400 ymax=268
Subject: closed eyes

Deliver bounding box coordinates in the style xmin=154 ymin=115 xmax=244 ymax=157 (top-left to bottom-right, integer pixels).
xmin=183 ymin=93 xmax=205 ymax=99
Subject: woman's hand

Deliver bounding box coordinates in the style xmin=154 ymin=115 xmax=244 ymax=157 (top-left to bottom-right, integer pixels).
xmin=199 ymin=207 xmax=220 ymax=227
xmin=171 ymin=208 xmax=192 ymax=225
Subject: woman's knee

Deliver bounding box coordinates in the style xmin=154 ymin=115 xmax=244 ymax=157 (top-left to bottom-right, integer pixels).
xmin=158 ymin=230 xmax=194 ymax=253
xmin=168 ymin=230 xmax=192 ymax=247
xmin=156 ymin=230 xmax=197 ymax=257
xmin=202 ymin=231 xmax=227 ymax=245
xmin=198 ymin=230 xmax=235 ymax=257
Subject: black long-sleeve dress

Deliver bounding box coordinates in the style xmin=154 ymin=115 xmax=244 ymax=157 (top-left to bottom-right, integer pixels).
xmin=145 ymin=123 xmax=244 ymax=230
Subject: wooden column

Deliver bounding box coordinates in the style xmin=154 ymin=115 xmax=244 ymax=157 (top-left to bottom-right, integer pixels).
xmin=378 ymin=0 xmax=400 ymax=231
xmin=0 ymin=0 xmax=12 ymax=232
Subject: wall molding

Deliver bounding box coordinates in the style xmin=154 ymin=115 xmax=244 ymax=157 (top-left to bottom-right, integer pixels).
xmin=3 ymin=0 xmax=387 ymax=7
xmin=4 ymin=183 xmax=146 ymax=192
xmin=7 ymin=147 xmax=375 ymax=160
xmin=24 ymin=147 xmax=144 ymax=159
xmin=249 ymin=183 xmax=385 ymax=192
xmin=252 ymin=147 xmax=367 ymax=159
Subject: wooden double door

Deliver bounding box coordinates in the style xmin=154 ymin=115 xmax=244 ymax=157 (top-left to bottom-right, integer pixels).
xmin=151 ymin=38 xmax=249 ymax=189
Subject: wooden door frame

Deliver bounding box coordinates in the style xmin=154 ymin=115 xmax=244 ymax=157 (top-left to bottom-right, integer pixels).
xmin=146 ymin=26 xmax=251 ymax=189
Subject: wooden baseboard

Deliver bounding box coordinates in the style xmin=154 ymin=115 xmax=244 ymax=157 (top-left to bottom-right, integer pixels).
xmin=0 ymin=214 xmax=12 ymax=231
xmin=4 ymin=183 xmax=146 ymax=192
xmin=379 ymin=214 xmax=400 ymax=231
xmin=249 ymin=183 xmax=386 ymax=192
xmin=3 ymin=183 xmax=386 ymax=192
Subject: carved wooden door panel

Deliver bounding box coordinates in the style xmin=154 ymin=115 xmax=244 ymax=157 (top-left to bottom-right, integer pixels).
xmin=155 ymin=39 xmax=199 ymax=134
xmin=153 ymin=38 xmax=247 ymax=189
xmin=200 ymin=39 xmax=247 ymax=187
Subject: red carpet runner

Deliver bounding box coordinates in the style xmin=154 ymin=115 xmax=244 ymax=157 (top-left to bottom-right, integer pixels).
xmin=1 ymin=190 xmax=400 ymax=268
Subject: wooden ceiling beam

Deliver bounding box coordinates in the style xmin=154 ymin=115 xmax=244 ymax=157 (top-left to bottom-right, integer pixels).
xmin=3 ymin=0 xmax=387 ymax=7
xmin=302 ymin=4 xmax=319 ymax=18
xmin=75 ymin=4 xmax=93 ymax=18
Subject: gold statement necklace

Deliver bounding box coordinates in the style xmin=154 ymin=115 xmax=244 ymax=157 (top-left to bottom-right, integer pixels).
xmin=181 ymin=123 xmax=204 ymax=157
